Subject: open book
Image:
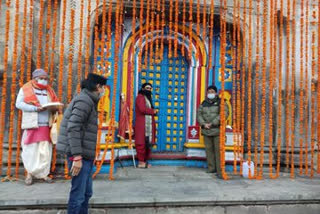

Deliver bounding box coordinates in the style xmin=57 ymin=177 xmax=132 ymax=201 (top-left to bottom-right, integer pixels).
xmin=42 ymin=102 xmax=64 ymax=108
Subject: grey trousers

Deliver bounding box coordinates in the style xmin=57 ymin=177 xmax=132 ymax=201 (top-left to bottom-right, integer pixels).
xmin=203 ymin=135 xmax=221 ymax=176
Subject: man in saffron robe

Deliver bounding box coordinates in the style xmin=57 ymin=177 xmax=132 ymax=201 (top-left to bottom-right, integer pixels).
xmin=134 ymin=83 xmax=157 ymax=168
xmin=16 ymin=68 xmax=60 ymax=185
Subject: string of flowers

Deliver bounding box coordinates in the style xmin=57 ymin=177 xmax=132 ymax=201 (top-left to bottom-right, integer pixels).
xmin=195 ymin=0 xmax=201 ymax=59
xmin=232 ymin=0 xmax=237 ymax=174
xmin=181 ymin=0 xmax=186 ymax=57
xmin=144 ymin=0 xmax=150 ymax=65
xmin=49 ymin=0 xmax=59 ymax=84
xmin=160 ymin=0 xmax=165 ymax=60
xmin=16 ymin=0 xmax=29 ymax=178
xmin=236 ymin=0 xmax=242 ymax=176
xmin=285 ymin=0 xmax=291 ymax=170
xmin=76 ymin=0 xmax=85 ymax=93
xmin=290 ymin=0 xmax=297 ymax=178
xmin=149 ymin=0 xmax=155 ymax=63
xmin=26 ymin=0 xmax=34 ymax=81
xmin=268 ymin=0 xmax=277 ymax=178
xmin=219 ymin=0 xmax=228 ymax=180
xmin=58 ymin=0 xmax=67 ymax=99
xmin=36 ymin=0 xmax=45 ymax=68
xmin=138 ymin=0 xmax=144 ymax=72
xmin=67 ymin=7 xmax=75 ymax=103
xmin=275 ymin=0 xmax=285 ymax=178
xmin=0 ymin=1 xmax=11 ymax=176
xmin=107 ymin=0 xmax=112 ymax=47
xmin=304 ymin=0 xmax=310 ymax=175
xmin=84 ymin=0 xmax=92 ymax=77
xmin=6 ymin=0 xmax=20 ymax=179
xmin=173 ymin=0 xmax=179 ymax=58
xmin=258 ymin=0 xmax=268 ymax=179
xmin=310 ymin=9 xmax=316 ymax=177
xmin=247 ymin=0 xmax=254 ymax=178
xmin=155 ymin=0 xmax=161 ymax=60
xmin=128 ymin=0 xmax=137 ymax=159
xmin=253 ymin=0 xmax=261 ymax=178
xmin=208 ymin=0 xmax=214 ymax=68
xmin=93 ymin=0 xmax=100 ymax=71
xmin=168 ymin=0 xmax=173 ymax=58
xmin=298 ymin=0 xmax=305 ymax=175
xmin=318 ymin=0 xmax=320 ymax=174
xmin=202 ymin=0 xmax=206 ymax=54
xmin=188 ymin=0 xmax=193 ymax=60
xmin=239 ymin=0 xmax=247 ymax=177
xmin=44 ymin=0 xmax=52 ymax=72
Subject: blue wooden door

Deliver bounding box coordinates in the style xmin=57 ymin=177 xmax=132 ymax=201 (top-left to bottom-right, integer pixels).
xmin=138 ymin=46 xmax=189 ymax=152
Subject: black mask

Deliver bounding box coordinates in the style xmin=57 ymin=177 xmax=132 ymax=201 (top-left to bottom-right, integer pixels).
xmin=139 ymin=89 xmax=154 ymax=108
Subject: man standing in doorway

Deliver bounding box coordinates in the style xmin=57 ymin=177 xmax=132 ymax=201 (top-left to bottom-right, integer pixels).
xmin=134 ymin=83 xmax=157 ymax=168
xmin=197 ymin=85 xmax=229 ymax=178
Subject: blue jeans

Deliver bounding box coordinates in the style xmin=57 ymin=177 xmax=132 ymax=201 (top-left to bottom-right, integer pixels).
xmin=67 ymin=157 xmax=94 ymax=214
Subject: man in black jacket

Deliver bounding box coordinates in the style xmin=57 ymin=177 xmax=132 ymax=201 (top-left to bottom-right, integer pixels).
xmin=57 ymin=73 xmax=107 ymax=214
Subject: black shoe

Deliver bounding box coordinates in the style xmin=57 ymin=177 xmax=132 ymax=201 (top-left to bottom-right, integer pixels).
xmin=206 ymin=170 xmax=216 ymax=173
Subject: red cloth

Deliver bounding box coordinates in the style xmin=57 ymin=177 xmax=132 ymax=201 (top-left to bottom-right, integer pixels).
xmin=23 ymin=126 xmax=51 ymax=145
xmin=118 ymin=99 xmax=130 ymax=140
xmin=22 ymin=80 xmax=59 ymax=106
xmin=134 ymin=94 xmax=156 ymax=162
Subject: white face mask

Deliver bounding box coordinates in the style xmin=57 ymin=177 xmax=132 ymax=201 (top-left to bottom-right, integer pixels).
xmin=207 ymin=93 xmax=216 ymax=100
xmin=37 ymin=79 xmax=48 ymax=86
xmin=99 ymin=87 xmax=105 ymax=98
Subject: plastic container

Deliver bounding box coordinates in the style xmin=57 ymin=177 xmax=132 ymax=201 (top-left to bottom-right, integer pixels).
xmin=242 ymin=160 xmax=254 ymax=178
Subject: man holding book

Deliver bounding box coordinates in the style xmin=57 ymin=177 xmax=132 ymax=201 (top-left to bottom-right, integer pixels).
xmin=16 ymin=68 xmax=61 ymax=185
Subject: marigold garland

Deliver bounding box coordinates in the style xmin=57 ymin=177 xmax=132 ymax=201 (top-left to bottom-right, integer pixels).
xmin=36 ymin=0 xmax=45 ymax=68
xmin=195 ymin=0 xmax=200 ymax=59
xmin=232 ymin=0 xmax=237 ymax=175
xmin=84 ymin=0 xmax=92 ymax=77
xmin=258 ymin=0 xmax=268 ymax=179
xmin=188 ymin=0 xmax=193 ymax=60
xmin=290 ymin=0 xmax=297 ymax=178
xmin=253 ymin=0 xmax=261 ymax=178
xmin=138 ymin=0 xmax=144 ymax=72
xmin=67 ymin=8 xmax=75 ymax=103
xmin=149 ymin=0 xmax=155 ymax=62
xmin=181 ymin=0 xmax=186 ymax=57
xmin=155 ymin=0 xmax=161 ymax=60
xmin=168 ymin=0 xmax=173 ymax=58
xmin=202 ymin=0 xmax=206 ymax=50
xmin=160 ymin=0 xmax=165 ymax=60
xmin=285 ymin=0 xmax=291 ymax=170
xmin=49 ymin=0 xmax=59 ymax=84
xmin=93 ymin=0 xmax=100 ymax=71
xmin=0 ymin=6 xmax=11 ymax=176
xmin=6 ymin=0 xmax=20 ymax=178
xmin=304 ymin=0 xmax=310 ymax=175
xmin=208 ymin=0 xmax=214 ymax=68
xmin=298 ymin=0 xmax=305 ymax=175
xmin=44 ymin=0 xmax=52 ymax=72
xmin=26 ymin=0 xmax=34 ymax=81
xmin=144 ymin=0 xmax=150 ymax=65
xmin=76 ymin=0 xmax=85 ymax=93
xmin=173 ymin=0 xmax=179 ymax=58
xmin=58 ymin=0 xmax=67 ymax=100
xmin=16 ymin=0 xmax=29 ymax=178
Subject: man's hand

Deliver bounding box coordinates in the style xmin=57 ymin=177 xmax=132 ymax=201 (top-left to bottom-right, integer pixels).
xmin=154 ymin=109 xmax=158 ymax=114
xmin=37 ymin=106 xmax=47 ymax=112
xmin=204 ymin=123 xmax=211 ymax=129
xmin=70 ymin=156 xmax=82 ymax=176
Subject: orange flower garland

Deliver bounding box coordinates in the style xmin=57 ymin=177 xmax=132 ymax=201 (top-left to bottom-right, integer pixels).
xmin=138 ymin=0 xmax=144 ymax=72
xmin=49 ymin=0 xmax=59 ymax=83
xmin=160 ymin=0 xmax=165 ymax=60
xmin=84 ymin=0 xmax=92 ymax=77
xmin=16 ymin=0 xmax=28 ymax=178
xmin=144 ymin=0 xmax=150 ymax=65
xmin=58 ymin=0 xmax=67 ymax=100
xmin=26 ymin=0 xmax=34 ymax=81
xmin=188 ymin=0 xmax=193 ymax=60
xmin=285 ymin=0 xmax=291 ymax=170
xmin=258 ymin=0 xmax=268 ymax=179
xmin=76 ymin=0 xmax=85 ymax=93
xmin=232 ymin=0 xmax=237 ymax=175
xmin=36 ymin=0 xmax=45 ymax=68
xmin=93 ymin=0 xmax=100 ymax=71
xmin=44 ymin=0 xmax=52 ymax=72
xmin=208 ymin=0 xmax=214 ymax=68
xmin=181 ymin=0 xmax=186 ymax=57
xmin=253 ymin=0 xmax=261 ymax=178
xmin=168 ymin=0 xmax=173 ymax=58
xmin=290 ymin=0 xmax=297 ymax=178
xmin=155 ymin=0 xmax=161 ymax=60
xmin=6 ymin=0 xmax=20 ymax=178
xmin=174 ymin=0 xmax=179 ymax=58
xmin=195 ymin=0 xmax=200 ymax=59
xmin=202 ymin=0 xmax=206 ymax=52
xmin=304 ymin=0 xmax=310 ymax=175
xmin=67 ymin=7 xmax=75 ymax=103
xmin=0 ymin=2 xmax=11 ymax=176
xmin=298 ymin=0 xmax=305 ymax=175
xmin=149 ymin=0 xmax=155 ymax=62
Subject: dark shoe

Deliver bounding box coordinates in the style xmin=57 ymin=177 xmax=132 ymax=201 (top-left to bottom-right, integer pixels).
xmin=215 ymin=174 xmax=223 ymax=179
xmin=206 ymin=170 xmax=216 ymax=173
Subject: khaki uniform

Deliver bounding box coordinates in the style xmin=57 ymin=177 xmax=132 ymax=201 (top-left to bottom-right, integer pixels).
xmin=197 ymin=97 xmax=229 ymax=176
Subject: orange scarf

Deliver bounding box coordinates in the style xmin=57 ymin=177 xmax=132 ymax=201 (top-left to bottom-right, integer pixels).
xmin=22 ymin=80 xmax=59 ymax=106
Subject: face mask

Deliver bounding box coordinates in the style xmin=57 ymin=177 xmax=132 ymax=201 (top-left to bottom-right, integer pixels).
xmin=207 ymin=93 xmax=216 ymax=100
xmin=37 ymin=79 xmax=48 ymax=86
xmin=99 ymin=87 xmax=105 ymax=98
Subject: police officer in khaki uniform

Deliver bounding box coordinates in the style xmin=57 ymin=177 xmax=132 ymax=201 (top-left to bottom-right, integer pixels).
xmin=197 ymin=85 xmax=228 ymax=178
